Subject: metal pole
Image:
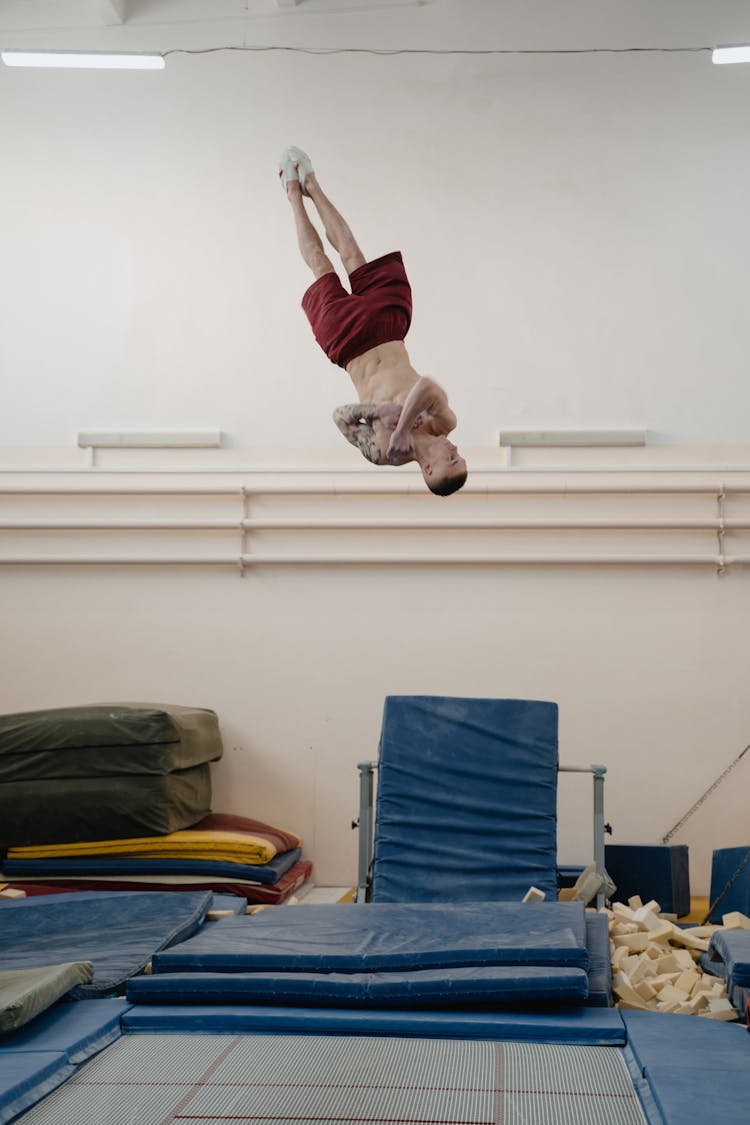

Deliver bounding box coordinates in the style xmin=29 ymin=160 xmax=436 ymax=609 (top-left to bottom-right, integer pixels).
xmin=355 ymin=761 xmax=376 ymax=903
xmin=592 ymin=765 xmax=608 ymax=909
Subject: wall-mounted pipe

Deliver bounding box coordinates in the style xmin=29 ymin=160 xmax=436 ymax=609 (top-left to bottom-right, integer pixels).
xmin=2 ymin=482 xmax=750 ymax=496
xmin=1 ymin=518 xmax=749 ymax=532
xmin=0 ymin=553 xmax=744 ymax=566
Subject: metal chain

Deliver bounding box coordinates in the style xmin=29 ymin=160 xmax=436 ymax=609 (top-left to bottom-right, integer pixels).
xmin=662 ymin=742 xmax=750 ymax=844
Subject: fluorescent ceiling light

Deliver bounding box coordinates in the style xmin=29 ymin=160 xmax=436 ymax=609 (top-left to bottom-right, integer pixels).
xmin=1 ymin=50 xmax=165 ymax=70
xmin=712 ymin=45 xmax=750 ymax=65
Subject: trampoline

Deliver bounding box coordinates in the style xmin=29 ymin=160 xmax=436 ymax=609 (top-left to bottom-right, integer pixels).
xmin=6 ymin=1002 xmax=750 ymax=1124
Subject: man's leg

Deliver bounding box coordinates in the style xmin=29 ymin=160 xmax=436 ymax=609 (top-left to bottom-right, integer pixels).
xmin=286 ymin=180 xmax=336 ymax=279
xmin=304 ymin=173 xmax=367 ymax=276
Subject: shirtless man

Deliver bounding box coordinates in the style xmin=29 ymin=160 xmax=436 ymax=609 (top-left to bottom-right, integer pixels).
xmin=279 ymin=146 xmax=467 ymax=496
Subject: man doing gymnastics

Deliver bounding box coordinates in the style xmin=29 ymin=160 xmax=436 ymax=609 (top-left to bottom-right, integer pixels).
xmin=279 ymin=146 xmax=467 ymax=496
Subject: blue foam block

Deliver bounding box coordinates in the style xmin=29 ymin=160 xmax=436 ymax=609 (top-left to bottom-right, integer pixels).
xmin=707 ymin=846 xmax=750 ymax=921
xmin=0 ymin=999 xmax=130 ymax=1064
xmin=0 ymin=891 xmax=212 ymax=997
xmin=371 ymin=696 xmax=559 ymax=903
xmin=127 ymin=965 xmax=589 ymax=1008
xmin=122 ymin=1004 xmax=627 ymax=1044
xmin=605 ymin=844 xmax=690 ymax=916
xmin=153 ymin=901 xmax=587 ymax=974
xmin=0 ymin=1051 xmax=73 ymax=1125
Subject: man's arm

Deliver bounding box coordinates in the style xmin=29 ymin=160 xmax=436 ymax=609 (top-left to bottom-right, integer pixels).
xmin=386 ymin=377 xmax=456 ymax=460
xmin=332 ymin=404 xmax=401 ymax=465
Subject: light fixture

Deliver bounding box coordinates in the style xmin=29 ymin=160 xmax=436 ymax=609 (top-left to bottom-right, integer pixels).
xmin=77 ymin=431 xmax=222 ymax=449
xmin=498 ymin=430 xmax=647 ymax=448
xmin=712 ymin=45 xmax=750 ymax=65
xmin=0 ymin=50 xmax=165 ymax=70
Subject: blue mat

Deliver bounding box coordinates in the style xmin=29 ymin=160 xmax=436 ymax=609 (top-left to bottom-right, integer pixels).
xmin=623 ymin=1010 xmax=750 ymax=1120
xmin=707 ymin=846 xmax=750 ymax=921
xmin=370 ymin=697 xmax=559 ymax=903
xmin=0 ymin=891 xmax=211 ymax=997
xmin=701 ymin=927 xmax=750 ymax=1012
xmin=2 ymin=848 xmax=301 ymax=885
xmin=153 ymin=901 xmax=587 ymax=974
xmin=0 ymin=999 xmax=130 ymax=1063
xmin=127 ymin=965 xmax=589 ymax=1008
xmin=0 ymin=1052 xmax=73 ymax=1125
xmin=585 ymin=912 xmax=612 ymax=1007
xmin=606 ymin=844 xmax=690 ymax=917
xmin=703 ymin=927 xmax=750 ymax=987
xmin=122 ymin=1003 xmax=627 ymax=1044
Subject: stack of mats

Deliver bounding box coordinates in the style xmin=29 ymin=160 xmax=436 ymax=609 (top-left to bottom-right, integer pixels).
xmin=0 ymin=703 xmax=312 ymax=905
xmin=126 ymin=899 xmax=612 ymax=1010
xmin=0 ymin=703 xmax=224 ymax=846
xmin=3 ymin=813 xmax=312 ymax=905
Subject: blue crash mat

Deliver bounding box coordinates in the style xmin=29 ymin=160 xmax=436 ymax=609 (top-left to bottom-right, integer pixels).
xmin=0 ymin=891 xmax=211 ymax=997
xmin=0 ymin=1052 xmax=73 ymax=1125
xmin=0 ymin=999 xmax=130 ymax=1063
xmin=371 ymin=696 xmax=559 ymax=903
xmin=122 ymin=1004 xmax=626 ymax=1044
xmin=3 ymin=848 xmax=301 ymax=885
xmin=153 ymin=901 xmax=587 ymax=974
xmin=127 ymin=964 xmax=589 ymax=1008
xmin=622 ymin=1010 xmax=750 ymax=1120
xmin=703 ymin=927 xmax=750 ymax=986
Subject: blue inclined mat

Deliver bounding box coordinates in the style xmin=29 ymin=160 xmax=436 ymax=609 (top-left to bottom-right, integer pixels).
xmin=153 ymin=901 xmax=587 ymax=974
xmin=127 ymin=965 xmax=589 ymax=1008
xmin=0 ymin=891 xmax=212 ymax=997
xmin=3 ymin=848 xmax=301 ymax=885
xmin=370 ymin=696 xmax=559 ymax=903
xmin=122 ymin=1004 xmax=627 ymax=1044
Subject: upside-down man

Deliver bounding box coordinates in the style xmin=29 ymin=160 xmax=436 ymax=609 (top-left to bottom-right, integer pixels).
xmin=279 ymin=146 xmax=467 ymax=495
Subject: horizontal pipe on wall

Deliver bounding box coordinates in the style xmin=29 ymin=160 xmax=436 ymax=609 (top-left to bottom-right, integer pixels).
xmin=0 ymin=518 xmax=749 ymax=532
xmin=0 ymin=553 xmax=744 ymax=567
xmin=1 ymin=482 xmax=750 ymax=496
xmin=3 ymin=464 xmax=750 ymax=475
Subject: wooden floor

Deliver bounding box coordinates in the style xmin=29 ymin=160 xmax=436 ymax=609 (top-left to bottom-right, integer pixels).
xmin=681 ymin=896 xmax=710 ymax=923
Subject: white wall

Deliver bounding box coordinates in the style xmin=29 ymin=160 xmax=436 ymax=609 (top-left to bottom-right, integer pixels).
xmin=2 ymin=1 xmax=750 ymax=896
xmin=2 ymin=0 xmax=750 ymax=448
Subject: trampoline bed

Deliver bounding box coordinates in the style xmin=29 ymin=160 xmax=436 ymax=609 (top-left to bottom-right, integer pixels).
xmin=6 ymin=1003 xmax=750 ymax=1125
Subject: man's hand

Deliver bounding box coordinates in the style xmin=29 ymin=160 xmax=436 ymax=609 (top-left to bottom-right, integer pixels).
xmin=386 ymin=428 xmax=413 ymax=462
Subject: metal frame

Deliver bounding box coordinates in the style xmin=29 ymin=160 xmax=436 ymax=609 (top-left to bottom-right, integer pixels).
xmin=353 ymin=760 xmax=608 ymax=908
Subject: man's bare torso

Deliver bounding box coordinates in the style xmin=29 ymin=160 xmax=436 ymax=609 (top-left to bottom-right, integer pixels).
xmin=345 ymin=340 xmax=419 ymax=406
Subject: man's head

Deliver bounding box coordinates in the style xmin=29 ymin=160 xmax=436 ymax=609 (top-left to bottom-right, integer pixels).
xmin=414 ymin=434 xmax=468 ymax=496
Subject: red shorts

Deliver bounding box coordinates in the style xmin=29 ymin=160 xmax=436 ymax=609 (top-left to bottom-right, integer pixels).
xmin=301 ymin=250 xmax=413 ymax=369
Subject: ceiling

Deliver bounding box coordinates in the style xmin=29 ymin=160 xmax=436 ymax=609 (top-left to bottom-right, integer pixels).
xmin=1 ymin=0 xmax=749 ymax=54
